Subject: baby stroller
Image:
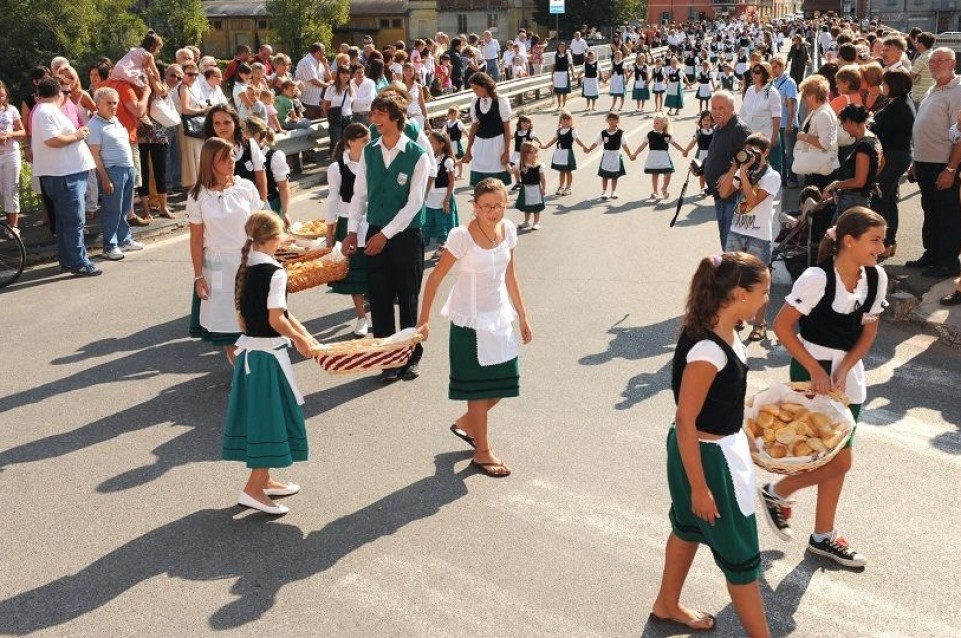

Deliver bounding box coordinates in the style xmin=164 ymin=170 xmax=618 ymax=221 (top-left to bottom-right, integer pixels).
xmin=771 ymin=188 xmax=835 ymax=282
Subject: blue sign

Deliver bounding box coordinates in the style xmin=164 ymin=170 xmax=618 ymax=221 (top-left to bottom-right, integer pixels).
xmin=550 ymin=0 xmax=565 ymax=15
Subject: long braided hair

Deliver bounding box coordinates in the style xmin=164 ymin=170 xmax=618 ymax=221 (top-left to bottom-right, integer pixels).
xmin=234 ymin=211 xmax=284 ymax=333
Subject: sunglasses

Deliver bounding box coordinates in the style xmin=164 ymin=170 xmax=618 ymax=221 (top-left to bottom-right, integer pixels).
xmin=752 ymin=69 xmax=764 ymax=75
xmin=169 ymin=74 xmax=183 ymax=81
xmin=185 ymin=71 xmax=199 ymax=77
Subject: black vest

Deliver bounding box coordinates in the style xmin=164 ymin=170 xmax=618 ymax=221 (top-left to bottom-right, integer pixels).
xmin=446 ymin=120 xmax=463 ymax=141
xmin=612 ymin=61 xmax=625 ymax=76
xmin=698 ymin=71 xmax=711 ymax=84
xmin=240 ymin=263 xmax=287 ymax=338
xmin=474 ymin=97 xmax=502 ymax=139
xmin=264 ymin=148 xmax=279 ymax=201
xmin=234 ymin=141 xmax=256 ymax=182
xmin=798 ymin=262 xmax=880 ymax=351
xmin=668 ymin=68 xmax=681 ymax=82
xmin=514 ymin=128 xmax=533 ymax=152
xmin=556 ymin=128 xmax=574 ymax=150
xmin=434 ymin=155 xmax=451 ymax=190
xmin=555 ymin=54 xmax=570 ymax=73
xmin=652 ymin=68 xmax=665 ymax=82
xmin=672 ymin=331 xmax=748 ymax=436
xmin=696 ymin=128 xmax=714 ymax=151
xmin=584 ymin=61 xmax=598 ymax=78
xmin=520 ymin=164 xmax=541 ymax=185
xmin=337 ymin=155 xmax=356 ymax=204
xmin=601 ymin=129 xmax=622 ymax=151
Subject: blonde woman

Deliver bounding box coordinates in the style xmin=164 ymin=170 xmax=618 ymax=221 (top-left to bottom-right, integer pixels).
xmin=795 ymin=74 xmax=840 ymax=192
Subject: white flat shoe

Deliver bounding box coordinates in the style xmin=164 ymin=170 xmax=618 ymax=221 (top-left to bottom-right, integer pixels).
xmin=238 ymin=490 xmax=289 ymax=515
xmin=353 ymin=317 xmax=369 ymax=338
xmin=264 ymin=482 xmax=301 ymax=497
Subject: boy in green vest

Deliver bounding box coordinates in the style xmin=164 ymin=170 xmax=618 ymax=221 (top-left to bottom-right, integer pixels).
xmin=343 ymin=94 xmax=431 ymax=382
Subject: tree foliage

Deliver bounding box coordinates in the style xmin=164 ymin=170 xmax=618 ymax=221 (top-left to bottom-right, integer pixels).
xmin=266 ymin=0 xmax=350 ymax=56
xmin=142 ymin=0 xmax=210 ymax=54
xmin=532 ymin=0 xmax=647 ymax=39
xmin=0 ymin=0 xmax=146 ymax=99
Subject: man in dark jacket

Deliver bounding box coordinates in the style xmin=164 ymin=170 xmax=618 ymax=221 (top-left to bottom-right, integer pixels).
xmin=705 ymin=91 xmax=750 ymax=249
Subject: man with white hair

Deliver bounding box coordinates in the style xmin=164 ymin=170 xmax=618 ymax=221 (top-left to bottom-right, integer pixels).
xmin=704 ymin=91 xmax=751 ymax=248
xmin=907 ymin=47 xmax=961 ymax=279
xmin=481 ymin=31 xmax=500 ymax=80
xmin=175 ymin=48 xmax=194 ymax=66
xmin=569 ymin=32 xmax=589 ymax=67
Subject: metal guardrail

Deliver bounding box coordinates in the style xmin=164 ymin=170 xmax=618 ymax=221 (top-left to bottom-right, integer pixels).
xmin=274 ymin=42 xmax=668 ymax=162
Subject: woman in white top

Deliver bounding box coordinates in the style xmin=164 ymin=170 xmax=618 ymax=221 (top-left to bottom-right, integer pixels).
xmin=350 ymin=65 xmax=376 ymax=125
xmin=739 ymin=61 xmax=781 ymax=149
xmin=205 ymin=104 xmax=268 ymax=203
xmin=231 ymin=64 xmax=255 ymax=120
xmin=417 ymin=178 xmax=533 ymax=478
xmin=795 ymin=74 xmax=840 ymax=192
xmin=401 ymin=63 xmax=429 ymax=130
xmin=0 ymin=81 xmax=25 ymax=233
xmin=188 ymin=137 xmax=262 ymax=362
xmin=322 ymin=66 xmax=355 ymax=150
xmin=178 ymin=62 xmax=211 ymax=189
xmin=463 ymin=72 xmax=512 ymax=186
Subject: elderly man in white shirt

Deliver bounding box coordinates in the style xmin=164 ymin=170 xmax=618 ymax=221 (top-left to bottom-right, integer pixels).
xmin=569 ymin=32 xmax=589 ymax=67
xmin=295 ymin=43 xmax=330 ymax=120
xmin=481 ymin=32 xmax=501 ymax=81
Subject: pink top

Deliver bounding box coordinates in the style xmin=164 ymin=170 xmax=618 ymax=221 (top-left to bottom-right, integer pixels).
xmin=60 ymin=98 xmax=83 ymax=129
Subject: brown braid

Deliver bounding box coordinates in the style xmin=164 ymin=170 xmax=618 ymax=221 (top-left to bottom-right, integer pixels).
xmin=681 ymin=252 xmax=768 ymax=340
xmin=234 ymin=211 xmax=284 ymax=333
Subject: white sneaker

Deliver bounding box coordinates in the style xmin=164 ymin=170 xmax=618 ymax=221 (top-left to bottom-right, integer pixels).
xmin=611 ymin=192 xmax=619 ymax=199
xmin=532 ymin=223 xmax=541 ymax=230
xmin=120 ymin=239 xmax=145 ymax=252
xmin=554 ymin=188 xmax=563 ymax=196
xmin=102 ymin=247 xmax=125 ymax=261
xmin=600 ymin=193 xmax=609 ymax=200
xmin=353 ymin=316 xmax=369 ymax=337
xmin=562 ymin=188 xmax=572 ymax=196
xmin=517 ymin=221 xmax=530 ymax=229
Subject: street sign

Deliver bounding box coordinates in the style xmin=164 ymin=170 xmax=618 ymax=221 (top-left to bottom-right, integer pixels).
xmin=550 ymin=0 xmax=565 ymax=15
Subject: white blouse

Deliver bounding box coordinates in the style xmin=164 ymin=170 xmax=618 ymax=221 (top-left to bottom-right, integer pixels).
xmin=186 ymin=178 xmax=261 ymax=252
xmin=441 ymin=220 xmax=518 ymax=333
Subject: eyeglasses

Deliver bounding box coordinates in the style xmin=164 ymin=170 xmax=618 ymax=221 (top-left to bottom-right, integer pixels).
xmin=185 ymin=72 xmax=199 ymax=77
xmin=169 ymin=75 xmax=183 ymax=81
xmin=476 ymin=204 xmax=507 ymax=213
xmin=752 ymin=69 xmax=764 ymax=75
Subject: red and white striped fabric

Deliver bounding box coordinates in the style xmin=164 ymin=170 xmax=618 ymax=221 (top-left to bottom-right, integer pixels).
xmin=316 ymin=345 xmax=416 ymax=375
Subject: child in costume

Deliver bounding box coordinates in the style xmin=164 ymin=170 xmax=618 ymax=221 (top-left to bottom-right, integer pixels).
xmin=631 ymin=112 xmax=686 ymax=200
xmin=583 ymin=111 xmax=629 ymax=201
xmin=541 ymin=110 xmax=590 ymax=196
xmin=424 ymin=130 xmax=460 ymax=255
xmin=510 ymin=141 xmax=546 ymax=230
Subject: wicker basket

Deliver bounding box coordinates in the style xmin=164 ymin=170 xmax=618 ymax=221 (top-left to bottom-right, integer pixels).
xmin=311 ymin=332 xmax=424 ymax=375
xmin=746 ymin=382 xmax=854 ymax=476
xmin=277 ymin=246 xmax=333 ymax=265
xmin=285 ymin=256 xmax=348 ymax=292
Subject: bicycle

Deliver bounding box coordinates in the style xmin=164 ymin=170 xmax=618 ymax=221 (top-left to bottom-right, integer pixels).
xmin=0 ymin=220 xmax=26 ymax=289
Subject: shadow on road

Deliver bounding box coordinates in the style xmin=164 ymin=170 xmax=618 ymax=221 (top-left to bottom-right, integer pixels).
xmin=0 ymin=450 xmax=474 ymax=635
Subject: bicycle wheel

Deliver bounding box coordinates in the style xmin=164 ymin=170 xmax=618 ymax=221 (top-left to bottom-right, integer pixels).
xmin=0 ymin=221 xmax=26 ymax=289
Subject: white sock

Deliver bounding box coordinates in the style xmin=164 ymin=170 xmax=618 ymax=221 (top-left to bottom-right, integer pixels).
xmin=811 ymin=530 xmax=835 ymax=543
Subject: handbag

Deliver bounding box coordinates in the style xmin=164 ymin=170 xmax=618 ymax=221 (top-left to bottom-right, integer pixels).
xmin=149 ymin=95 xmax=180 ymax=128
xmin=182 ymin=113 xmax=206 ymax=139
xmin=793 ymin=108 xmax=835 ymax=176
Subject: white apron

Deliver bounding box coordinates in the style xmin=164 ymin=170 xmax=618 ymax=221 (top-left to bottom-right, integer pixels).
xmin=600 ymin=150 xmax=622 ymax=173
xmin=551 ymin=148 xmax=570 ymax=166
xmin=703 ymin=430 xmax=756 ymax=517
xmin=522 ymin=184 xmax=543 ymax=206
xmin=200 ymin=248 xmax=243 ymax=334
xmin=582 ymin=77 xmax=599 ymax=97
xmin=552 ymin=71 xmax=570 ymax=90
xmin=610 ymin=73 xmax=625 ymax=94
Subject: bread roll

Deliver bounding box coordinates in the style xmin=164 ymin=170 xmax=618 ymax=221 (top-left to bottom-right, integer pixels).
xmin=775 ymin=427 xmax=797 ymax=445
xmin=758 ymin=413 xmax=775 ymax=429
xmin=745 ymin=419 xmax=759 ymax=438
xmin=807 ymin=437 xmax=826 ymax=453
xmin=777 ymin=409 xmax=794 ymax=423
xmin=763 ymin=428 xmax=776 ymax=442
xmin=780 ymin=402 xmax=804 ymax=415
xmin=823 ymin=430 xmax=845 ymax=450
xmin=791 ymin=440 xmax=813 ymax=457
xmin=769 ymin=443 xmax=788 ymax=458
xmin=759 ymin=403 xmax=779 ymax=416
xmin=811 ymin=413 xmax=831 ymax=429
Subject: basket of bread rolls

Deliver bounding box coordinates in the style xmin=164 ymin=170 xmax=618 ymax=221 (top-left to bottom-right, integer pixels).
xmin=284 ymin=242 xmax=348 ymax=293
xmin=744 ymin=382 xmax=855 ymax=475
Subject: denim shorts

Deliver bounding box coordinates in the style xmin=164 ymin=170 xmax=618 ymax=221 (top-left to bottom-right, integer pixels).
xmin=725 ymin=232 xmax=772 ymax=264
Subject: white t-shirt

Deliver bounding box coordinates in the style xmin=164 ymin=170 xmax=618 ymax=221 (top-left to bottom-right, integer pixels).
xmin=268 ymin=147 xmax=289 ymax=184
xmin=232 ymin=82 xmax=251 ymax=120
xmin=740 ymin=84 xmax=781 ymax=137
xmin=247 ymin=250 xmax=288 ymax=310
xmin=30 ymin=102 xmax=96 ymax=177
xmin=784 ymin=265 xmax=888 ymax=403
xmin=186 ymin=178 xmax=261 ymax=252
xmin=323 ymin=85 xmax=353 ymax=116
xmin=686 ymin=336 xmax=747 ymax=370
xmin=351 ymin=78 xmax=377 ymax=113
xmin=729 ymin=167 xmax=782 ymax=241
xmin=0 ymin=105 xmax=22 ymax=155
xmin=569 ymin=38 xmax=590 ymax=56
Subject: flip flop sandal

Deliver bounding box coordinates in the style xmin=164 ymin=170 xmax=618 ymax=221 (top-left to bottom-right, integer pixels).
xmin=470 ymin=459 xmax=511 ymax=477
xmin=748 ymin=325 xmax=767 ymax=342
xmin=648 ymin=611 xmax=716 ymax=632
xmin=450 ymin=424 xmax=475 ymax=448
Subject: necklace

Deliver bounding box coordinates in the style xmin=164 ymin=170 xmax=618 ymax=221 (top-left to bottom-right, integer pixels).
xmin=475 ymin=222 xmax=497 ymax=247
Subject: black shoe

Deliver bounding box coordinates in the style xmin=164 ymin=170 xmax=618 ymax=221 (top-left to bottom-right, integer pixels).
xmin=905 ymin=257 xmax=934 ymax=269
xmin=940 ymin=290 xmax=961 ymax=306
xmin=807 ymin=533 xmax=867 ymax=567
xmin=380 ymin=368 xmax=401 ymax=383
xmin=921 ymin=265 xmax=960 ymax=279
xmin=759 ymin=483 xmax=793 ymax=541
xmin=400 ymin=363 xmax=420 ymax=380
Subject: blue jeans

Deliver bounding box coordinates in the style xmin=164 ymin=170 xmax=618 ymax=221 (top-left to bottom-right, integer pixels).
xmin=714 ymin=197 xmax=737 ymax=250
xmin=778 ymin=128 xmax=798 ymax=185
xmin=165 ymin=126 xmax=181 ymax=190
xmin=101 ymin=165 xmax=136 ymax=250
xmin=40 ymin=172 xmax=93 ymax=271
xmin=485 ymin=59 xmax=500 ymax=81
xmin=725 ymin=232 xmax=772 ymax=264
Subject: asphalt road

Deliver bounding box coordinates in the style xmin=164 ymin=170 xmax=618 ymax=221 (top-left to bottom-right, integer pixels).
xmin=1 ymin=87 xmax=960 ymax=637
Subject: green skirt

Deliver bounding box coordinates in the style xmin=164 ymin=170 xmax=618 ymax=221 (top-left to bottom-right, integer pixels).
xmin=789 ymin=359 xmax=860 ymax=447
xmin=449 ymin=324 xmax=520 ymax=401
xmin=330 ymin=217 xmax=368 ymax=295
xmin=470 ymin=170 xmax=511 ymax=187
xmin=632 ymin=86 xmax=651 ymax=101
xmin=666 ymin=427 xmax=761 ymax=585
xmin=222 ymin=349 xmax=308 ymax=468
xmin=188 ymin=288 xmax=242 ymax=347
